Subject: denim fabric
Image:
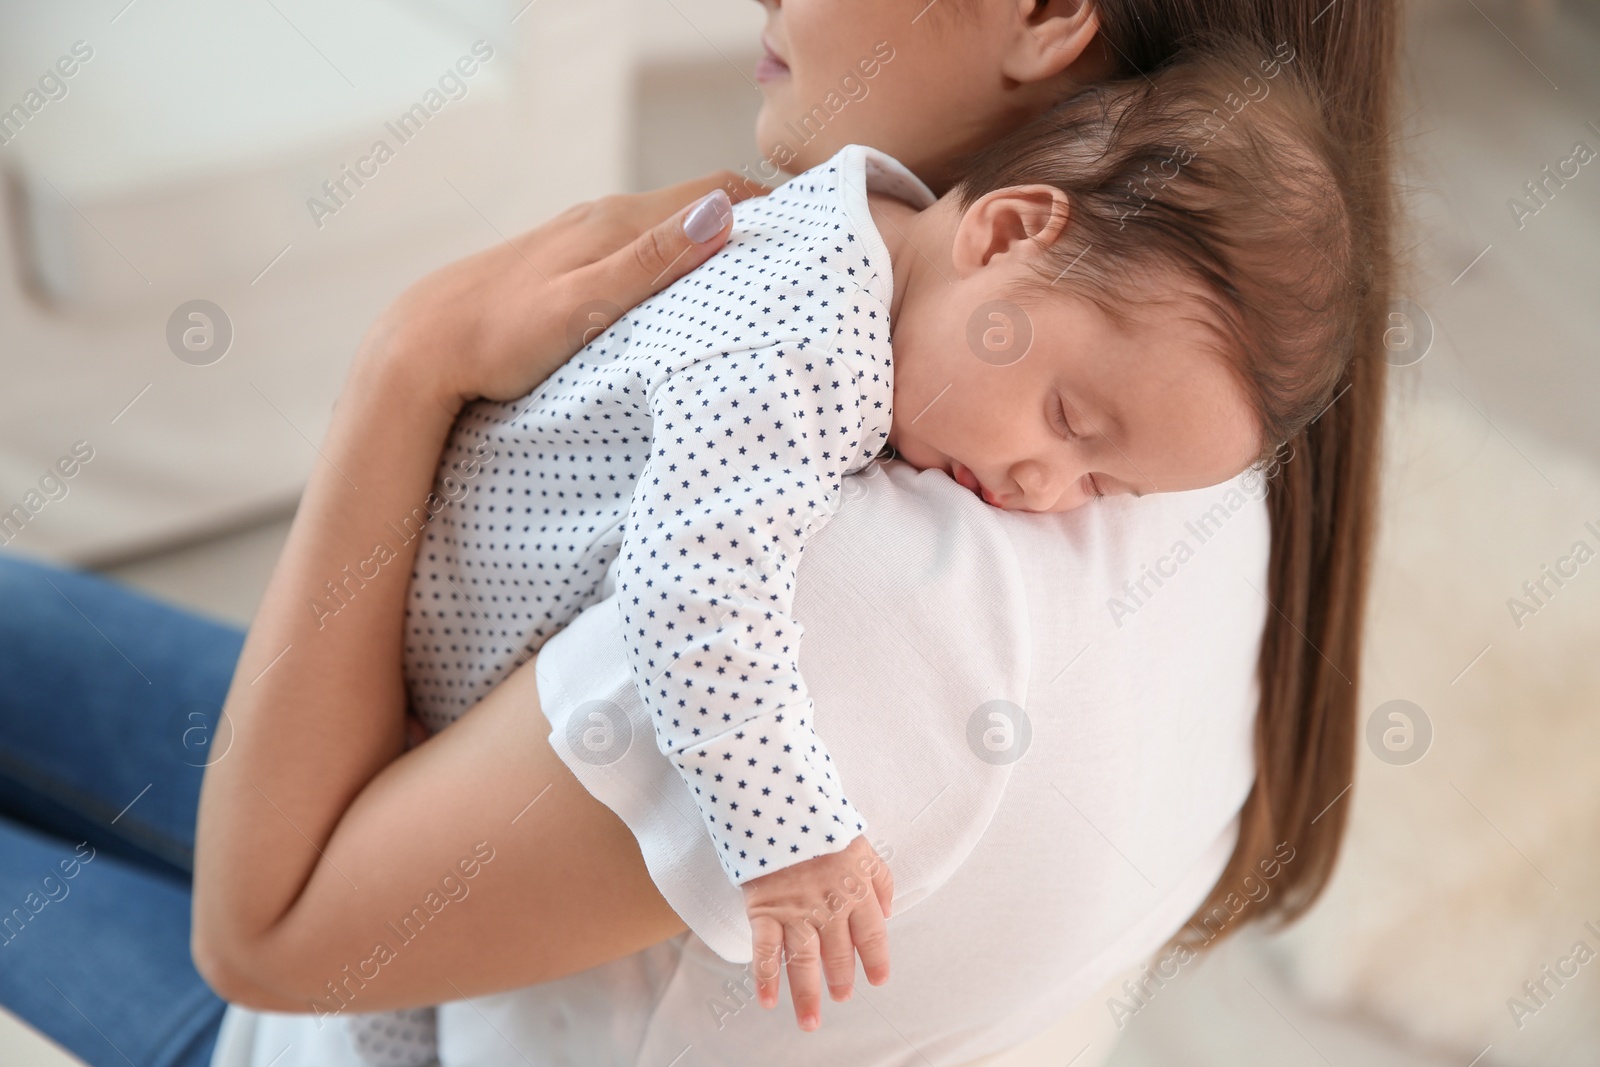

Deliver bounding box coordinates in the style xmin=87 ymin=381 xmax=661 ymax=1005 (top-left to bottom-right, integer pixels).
xmin=0 ymin=553 xmax=244 ymax=1067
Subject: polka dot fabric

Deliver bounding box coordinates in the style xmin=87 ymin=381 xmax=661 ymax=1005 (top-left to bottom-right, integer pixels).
xmin=343 ymin=1009 xmax=437 ymax=1067
xmin=403 ymin=145 xmax=936 ymax=888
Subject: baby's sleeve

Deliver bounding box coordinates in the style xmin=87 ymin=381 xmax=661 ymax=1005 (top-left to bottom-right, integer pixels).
xmin=616 ymin=338 xmax=887 ymax=886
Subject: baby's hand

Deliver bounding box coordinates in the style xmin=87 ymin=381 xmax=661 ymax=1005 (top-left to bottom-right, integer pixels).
xmin=741 ymin=834 xmax=894 ymax=1032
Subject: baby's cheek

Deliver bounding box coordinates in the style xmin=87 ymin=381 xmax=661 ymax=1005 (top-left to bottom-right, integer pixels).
xmin=883 ymin=430 xmax=935 ymax=472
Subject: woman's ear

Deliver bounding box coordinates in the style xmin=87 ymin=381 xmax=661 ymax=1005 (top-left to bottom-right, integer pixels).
xmin=1000 ymin=0 xmax=1104 ymax=84
xmin=950 ymin=186 xmax=1072 ymax=277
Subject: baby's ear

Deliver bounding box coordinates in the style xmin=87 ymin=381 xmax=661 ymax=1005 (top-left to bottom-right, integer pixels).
xmin=950 ymin=186 xmax=1072 ymax=275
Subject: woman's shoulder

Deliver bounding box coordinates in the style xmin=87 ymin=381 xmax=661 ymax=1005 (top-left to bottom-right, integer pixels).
xmin=812 ymin=457 xmax=1270 ymax=790
xmin=842 ymin=459 xmax=1272 ymax=641
xmin=805 ymin=457 xmax=1269 ymax=910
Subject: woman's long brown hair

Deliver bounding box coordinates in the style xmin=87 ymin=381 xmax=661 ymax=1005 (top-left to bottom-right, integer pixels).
xmin=1086 ymin=0 xmax=1399 ymax=947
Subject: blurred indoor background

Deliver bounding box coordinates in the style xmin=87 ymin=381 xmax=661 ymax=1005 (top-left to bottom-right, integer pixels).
xmin=1 ymin=0 xmax=1596 ymax=1064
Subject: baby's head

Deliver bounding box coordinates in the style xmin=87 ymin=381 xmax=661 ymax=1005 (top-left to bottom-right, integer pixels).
xmin=882 ymin=41 xmax=1365 ymax=513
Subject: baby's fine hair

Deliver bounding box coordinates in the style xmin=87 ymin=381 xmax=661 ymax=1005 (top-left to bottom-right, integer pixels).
xmin=948 ymin=35 xmax=1367 ymax=464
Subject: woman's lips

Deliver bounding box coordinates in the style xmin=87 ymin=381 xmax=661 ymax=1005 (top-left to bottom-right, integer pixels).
xmin=755 ymin=37 xmax=789 ymax=82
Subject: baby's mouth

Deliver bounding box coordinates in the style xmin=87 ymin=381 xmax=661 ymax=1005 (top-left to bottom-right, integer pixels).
xmin=950 ymin=461 xmax=1010 ymax=508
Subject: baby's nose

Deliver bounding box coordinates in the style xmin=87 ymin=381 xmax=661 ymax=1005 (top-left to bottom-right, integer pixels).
xmin=1013 ymin=462 xmax=1076 ymax=510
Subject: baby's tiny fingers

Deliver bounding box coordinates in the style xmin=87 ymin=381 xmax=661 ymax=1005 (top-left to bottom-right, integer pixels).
xmin=749 ymin=915 xmax=785 ymax=1010
xmin=818 ymin=916 xmax=858 ymax=1001
xmin=848 ymin=901 xmax=891 ymax=986
xmin=870 ymin=849 xmax=895 ymax=919
xmin=784 ymin=921 xmax=825 ymax=1031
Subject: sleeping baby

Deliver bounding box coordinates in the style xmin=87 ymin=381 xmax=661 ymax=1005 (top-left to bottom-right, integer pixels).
xmin=349 ymin=39 xmax=1361 ymax=1065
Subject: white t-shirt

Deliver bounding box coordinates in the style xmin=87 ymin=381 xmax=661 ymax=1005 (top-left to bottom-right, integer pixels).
xmin=212 ymin=461 xmax=1268 ymax=1067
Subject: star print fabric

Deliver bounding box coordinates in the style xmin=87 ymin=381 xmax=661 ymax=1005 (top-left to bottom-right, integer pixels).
xmin=619 ymin=339 xmax=880 ymax=882
xmin=403 ymin=144 xmax=931 ymax=885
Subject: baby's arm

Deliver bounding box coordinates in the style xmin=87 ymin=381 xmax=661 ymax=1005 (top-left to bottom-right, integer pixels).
xmin=618 ymin=337 xmax=896 ymax=1026
xmin=618 ymin=337 xmax=882 ymax=882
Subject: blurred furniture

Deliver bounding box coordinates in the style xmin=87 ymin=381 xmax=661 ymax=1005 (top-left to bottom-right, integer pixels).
xmin=0 ymin=0 xmax=761 ymax=565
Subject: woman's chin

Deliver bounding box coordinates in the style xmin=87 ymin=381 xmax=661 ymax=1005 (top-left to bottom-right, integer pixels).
xmin=753 ymin=113 xmax=826 ymax=178
xmin=753 ymin=113 xmax=790 ymax=163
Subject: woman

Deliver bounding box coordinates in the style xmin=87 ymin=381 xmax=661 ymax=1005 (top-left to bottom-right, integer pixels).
xmin=0 ymin=1 xmax=1396 ymax=1064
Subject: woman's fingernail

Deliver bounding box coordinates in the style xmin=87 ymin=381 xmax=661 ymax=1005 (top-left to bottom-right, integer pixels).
xmin=683 ymin=188 xmax=733 ymax=243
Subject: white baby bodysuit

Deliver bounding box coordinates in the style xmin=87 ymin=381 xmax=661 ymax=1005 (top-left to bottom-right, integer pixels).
xmin=402 ymin=144 xmax=937 ymax=886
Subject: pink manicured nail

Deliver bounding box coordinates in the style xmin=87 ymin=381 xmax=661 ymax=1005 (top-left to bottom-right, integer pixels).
xmin=683 ymin=189 xmax=732 ymax=242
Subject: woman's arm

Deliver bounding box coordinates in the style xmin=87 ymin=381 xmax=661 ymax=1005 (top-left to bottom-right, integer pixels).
xmin=200 ymin=645 xmax=688 ymax=1013
xmin=191 ymin=172 xmax=758 ymax=1009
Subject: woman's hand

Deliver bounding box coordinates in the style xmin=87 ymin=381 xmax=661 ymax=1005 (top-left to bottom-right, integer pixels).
xmin=365 ymin=171 xmax=770 ymax=411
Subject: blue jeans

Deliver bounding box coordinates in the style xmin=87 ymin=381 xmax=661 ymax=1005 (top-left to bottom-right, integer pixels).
xmin=0 ymin=553 xmax=243 ymax=1067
